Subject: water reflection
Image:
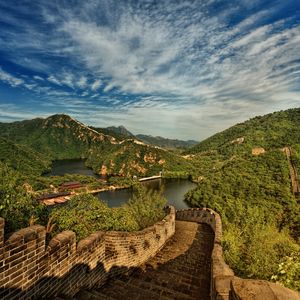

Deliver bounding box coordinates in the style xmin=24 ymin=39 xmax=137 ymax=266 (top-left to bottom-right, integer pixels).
xmin=44 ymin=159 xmax=197 ymax=209
xmin=97 ymin=178 xmax=196 ymax=209
xmin=44 ymin=159 xmax=98 ymax=177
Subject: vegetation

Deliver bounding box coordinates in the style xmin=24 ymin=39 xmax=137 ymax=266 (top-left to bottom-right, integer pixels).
xmin=0 ymin=137 xmax=51 ymax=175
xmin=127 ymin=185 xmax=167 ymax=228
xmin=184 ymin=108 xmax=300 ymax=290
xmin=49 ymin=185 xmax=167 ymax=240
xmin=1 ymin=108 xmax=300 ymax=291
xmin=0 ymin=162 xmax=48 ymax=234
xmin=30 ymin=174 xmax=106 ymax=194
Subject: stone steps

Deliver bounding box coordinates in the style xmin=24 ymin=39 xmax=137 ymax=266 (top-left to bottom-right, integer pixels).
xmin=73 ymin=221 xmax=214 ymax=300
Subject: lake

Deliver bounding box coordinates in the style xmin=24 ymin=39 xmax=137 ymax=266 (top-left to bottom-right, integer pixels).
xmin=44 ymin=159 xmax=98 ymax=177
xmin=45 ymin=159 xmax=196 ymax=209
xmin=97 ymin=178 xmax=196 ymax=209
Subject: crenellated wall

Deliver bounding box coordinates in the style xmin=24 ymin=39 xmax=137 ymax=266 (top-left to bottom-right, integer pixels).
xmin=0 ymin=206 xmax=175 ymax=299
xmin=176 ymin=208 xmax=300 ymax=300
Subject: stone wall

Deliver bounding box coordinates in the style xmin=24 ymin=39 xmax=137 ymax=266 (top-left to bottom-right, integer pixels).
xmin=176 ymin=208 xmax=300 ymax=300
xmin=0 ymin=206 xmax=175 ymax=299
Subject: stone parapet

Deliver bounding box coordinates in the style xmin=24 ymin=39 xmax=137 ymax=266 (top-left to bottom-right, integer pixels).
xmin=0 ymin=206 xmax=175 ymax=299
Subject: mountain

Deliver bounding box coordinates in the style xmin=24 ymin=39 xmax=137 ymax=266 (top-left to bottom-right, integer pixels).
xmin=185 ymin=108 xmax=300 ymax=156
xmin=93 ymin=125 xmax=197 ymax=150
xmin=0 ymin=114 xmax=115 ymax=160
xmin=0 ymin=114 xmax=191 ymax=177
xmin=136 ymin=134 xmax=198 ymax=150
xmin=91 ymin=125 xmax=135 ymax=141
xmin=106 ymin=125 xmax=135 ymax=138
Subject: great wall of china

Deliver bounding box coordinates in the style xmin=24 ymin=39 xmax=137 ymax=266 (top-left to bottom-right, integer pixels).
xmin=0 ymin=207 xmax=299 ymax=299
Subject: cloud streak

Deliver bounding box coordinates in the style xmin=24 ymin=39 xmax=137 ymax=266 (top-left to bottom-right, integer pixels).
xmin=0 ymin=0 xmax=299 ymax=139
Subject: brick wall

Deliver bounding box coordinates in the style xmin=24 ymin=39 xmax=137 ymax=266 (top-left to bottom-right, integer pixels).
xmin=176 ymin=208 xmax=300 ymax=300
xmin=0 ymin=206 xmax=175 ymax=299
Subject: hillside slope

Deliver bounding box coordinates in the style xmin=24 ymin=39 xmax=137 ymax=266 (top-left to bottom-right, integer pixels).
xmin=183 ymin=108 xmax=300 ymax=288
xmin=0 ymin=138 xmax=51 ymax=175
xmin=186 ymin=108 xmax=300 ymax=156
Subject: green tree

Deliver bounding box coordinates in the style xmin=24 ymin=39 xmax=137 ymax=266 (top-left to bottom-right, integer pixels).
xmin=127 ymin=185 xmax=167 ymax=229
xmin=0 ymin=162 xmax=48 ymax=234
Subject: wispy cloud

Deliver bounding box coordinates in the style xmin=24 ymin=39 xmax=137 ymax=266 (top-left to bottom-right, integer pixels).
xmin=91 ymin=79 xmax=102 ymax=91
xmin=0 ymin=0 xmax=299 ymax=139
xmin=0 ymin=68 xmax=24 ymax=87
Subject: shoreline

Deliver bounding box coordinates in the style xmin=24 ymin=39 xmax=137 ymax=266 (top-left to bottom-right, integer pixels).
xmin=40 ymin=184 xmax=131 ymax=206
xmin=40 ymin=176 xmax=195 ymax=206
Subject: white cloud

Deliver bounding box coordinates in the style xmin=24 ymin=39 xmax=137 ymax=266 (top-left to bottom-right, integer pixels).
xmin=91 ymin=79 xmax=102 ymax=91
xmin=33 ymin=75 xmax=44 ymax=81
xmin=0 ymin=103 xmax=49 ymax=121
xmin=103 ymin=83 xmax=115 ymax=93
xmin=47 ymin=75 xmax=62 ymax=86
xmin=0 ymin=67 xmax=24 ymax=87
xmin=77 ymin=76 xmax=88 ymax=89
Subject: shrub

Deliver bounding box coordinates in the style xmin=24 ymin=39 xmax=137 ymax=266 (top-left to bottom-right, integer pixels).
xmin=127 ymin=185 xmax=167 ymax=229
xmin=50 ymin=185 xmax=167 ymax=240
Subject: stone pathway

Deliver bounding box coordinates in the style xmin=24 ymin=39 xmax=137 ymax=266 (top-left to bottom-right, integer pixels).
xmin=74 ymin=221 xmax=214 ymax=300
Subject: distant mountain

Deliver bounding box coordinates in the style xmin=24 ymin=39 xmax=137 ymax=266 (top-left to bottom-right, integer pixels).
xmin=136 ymin=134 xmax=198 ymax=150
xmin=93 ymin=125 xmax=198 ymax=150
xmin=0 ymin=114 xmax=191 ymax=177
xmin=91 ymin=125 xmax=134 ymax=141
xmin=106 ymin=125 xmax=135 ymax=138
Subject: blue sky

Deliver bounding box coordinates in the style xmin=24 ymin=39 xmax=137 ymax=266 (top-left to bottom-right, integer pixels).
xmin=0 ymin=0 xmax=299 ymax=140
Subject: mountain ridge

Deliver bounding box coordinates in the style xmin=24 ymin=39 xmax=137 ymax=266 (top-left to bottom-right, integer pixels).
xmin=0 ymin=114 xmax=192 ymax=177
xmin=92 ymin=124 xmax=198 ymax=150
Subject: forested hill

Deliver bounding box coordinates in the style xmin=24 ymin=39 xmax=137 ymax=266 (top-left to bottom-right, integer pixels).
xmin=0 ymin=114 xmax=115 ymax=160
xmin=0 ymin=114 xmax=192 ymax=177
xmin=0 ymin=137 xmax=51 ymax=175
xmin=183 ymin=108 xmax=300 ymax=289
xmin=185 ymin=108 xmax=300 ymax=155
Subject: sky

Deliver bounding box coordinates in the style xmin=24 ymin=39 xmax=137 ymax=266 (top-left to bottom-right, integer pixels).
xmin=0 ymin=0 xmax=299 ymax=140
